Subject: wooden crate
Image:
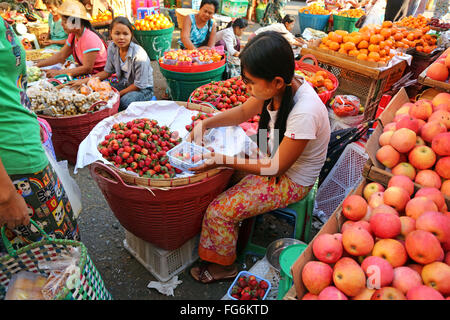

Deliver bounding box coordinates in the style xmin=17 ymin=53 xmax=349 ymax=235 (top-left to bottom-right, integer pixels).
xmin=418 ymin=64 xmax=450 ymax=93
xmin=301 ymin=47 xmax=407 ymax=121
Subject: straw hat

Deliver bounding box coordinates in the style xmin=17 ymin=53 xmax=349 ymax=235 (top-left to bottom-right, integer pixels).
xmin=57 ymin=0 xmax=91 ymax=20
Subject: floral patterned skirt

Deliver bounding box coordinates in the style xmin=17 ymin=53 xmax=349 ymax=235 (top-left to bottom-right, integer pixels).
xmin=198 ymin=174 xmax=311 ymax=265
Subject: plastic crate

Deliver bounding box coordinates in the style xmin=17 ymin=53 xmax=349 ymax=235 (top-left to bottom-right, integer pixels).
xmin=221 ymin=0 xmax=249 ymax=18
xmin=123 ymin=230 xmax=199 ymax=282
xmin=298 ymin=12 xmax=330 ymax=34
xmin=227 ymin=271 xmax=272 ymax=300
xmin=167 ymin=141 xmax=212 ymax=171
xmin=332 ymin=14 xmax=359 ymax=33
xmin=315 ymin=142 xmax=368 ymax=219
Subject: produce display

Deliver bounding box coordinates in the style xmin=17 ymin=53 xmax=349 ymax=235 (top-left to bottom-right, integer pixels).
xmin=27 ymin=78 xmax=116 ymax=116
xmin=228 ymin=273 xmax=270 ymax=300
xmin=330 ymin=95 xmax=364 ymax=117
xmin=427 ymin=18 xmax=450 ymax=31
xmin=185 ymin=112 xmax=214 ymax=132
xmin=97 ymin=118 xmax=183 ymax=178
xmin=90 ymin=10 xmax=112 ymax=23
xmin=335 ymin=8 xmax=364 ymax=18
xmin=26 ymin=49 xmax=54 ymax=61
xmin=160 ymin=48 xmax=223 ymax=66
xmin=425 ymin=47 xmax=450 ymax=83
xmin=294 ymin=68 xmax=335 ymax=94
xmin=395 ymin=15 xmax=430 ymax=30
xmin=134 ymin=13 xmax=173 ymax=31
xmin=375 ymin=92 xmax=450 ymax=193
xmin=299 ymin=3 xmax=329 ymax=15
xmin=318 ymin=21 xmax=438 ymax=63
xmin=27 ymin=66 xmax=43 ymax=82
xmin=299 ymin=176 xmax=449 ymax=300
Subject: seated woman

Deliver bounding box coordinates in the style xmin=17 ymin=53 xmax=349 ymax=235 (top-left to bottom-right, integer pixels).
xmin=39 ymin=0 xmax=68 ymax=50
xmin=72 ymin=17 xmax=154 ymax=111
xmin=188 ymin=31 xmax=330 ymax=282
xmin=253 ymin=14 xmax=305 ymax=47
xmin=215 ymin=18 xmax=248 ymax=57
xmin=36 ymin=0 xmax=107 ymax=79
xmin=178 ymin=0 xmax=219 ymax=50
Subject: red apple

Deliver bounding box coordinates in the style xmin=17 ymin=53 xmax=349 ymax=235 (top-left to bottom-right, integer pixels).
xmin=441 ymin=180 xmax=450 ymax=197
xmin=391 ymin=162 xmax=416 ymax=180
xmin=428 ymin=110 xmax=450 ymax=129
xmin=432 ymin=92 xmax=450 ymax=110
xmin=368 ymin=192 xmax=385 ymax=209
xmin=415 ymin=187 xmax=447 ymax=213
xmin=421 ymin=262 xmax=450 ymax=295
xmin=302 ymin=261 xmax=334 ymax=295
xmin=390 ymin=128 xmax=417 ymax=153
xmin=435 ymin=156 xmax=450 ymax=180
xmin=383 ymin=122 xmax=397 ymax=132
xmin=342 ymin=226 xmax=374 ymax=256
xmin=415 ymin=211 xmax=450 ymax=243
xmin=421 ymin=121 xmax=447 ymax=143
xmin=388 ymin=175 xmax=415 ymax=196
xmin=399 ymin=216 xmax=416 ymax=239
xmin=406 ymin=285 xmax=445 ymax=300
xmin=405 ymin=230 xmax=444 ymax=265
xmin=363 ymin=182 xmax=385 ymax=201
xmin=318 ymin=286 xmax=348 ymax=300
xmin=405 ymin=196 xmax=439 ymax=220
xmin=371 ymin=287 xmax=406 ymax=300
xmin=376 ymin=145 xmax=400 ymax=169
xmin=396 ymin=115 xmax=420 ymax=133
xmin=392 ymin=266 xmax=423 ymax=294
xmin=408 ymin=146 xmax=437 ymax=170
xmin=352 ymin=288 xmax=376 ymax=300
xmin=342 ymin=195 xmax=368 ymax=221
xmin=378 ymin=131 xmax=394 ymax=147
xmin=372 ymin=239 xmax=408 ymax=268
xmin=361 ymin=256 xmax=394 ymax=288
xmin=383 ymin=186 xmax=410 ymax=212
xmin=431 ymin=132 xmax=450 ymax=156
xmin=415 ymin=169 xmax=442 ymax=189
xmin=333 ymin=257 xmax=366 ymax=297
xmin=409 ymin=99 xmax=433 ymax=121
xmin=312 ymin=233 xmax=343 ymax=264
xmin=341 ymin=220 xmax=355 ymax=234
xmin=302 ymin=293 xmax=319 ymax=300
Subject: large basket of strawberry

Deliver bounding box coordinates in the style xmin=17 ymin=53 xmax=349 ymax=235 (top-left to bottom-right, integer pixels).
xmin=295 ymin=54 xmax=339 ymax=105
xmin=188 ymin=77 xmax=260 ymax=136
xmin=88 ymin=101 xmax=234 ymax=250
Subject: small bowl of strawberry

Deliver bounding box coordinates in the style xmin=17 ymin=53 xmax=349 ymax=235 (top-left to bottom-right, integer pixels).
xmin=227 ymin=271 xmax=271 ymax=300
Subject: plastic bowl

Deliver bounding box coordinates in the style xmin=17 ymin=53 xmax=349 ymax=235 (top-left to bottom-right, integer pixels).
xmin=265 ymin=238 xmax=306 ymax=271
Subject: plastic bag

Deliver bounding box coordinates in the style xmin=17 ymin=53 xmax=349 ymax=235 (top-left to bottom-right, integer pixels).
xmin=331 ymin=95 xmax=361 ymax=117
xmin=43 ymin=148 xmax=82 ymax=219
xmin=5 ymin=271 xmax=47 ymax=300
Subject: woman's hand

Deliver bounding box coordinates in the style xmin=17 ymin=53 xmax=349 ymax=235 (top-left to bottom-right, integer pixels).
xmin=188 ymin=152 xmax=224 ymax=174
xmin=45 ymin=69 xmax=63 ymax=78
xmin=41 ymin=39 xmax=54 ymax=47
xmin=186 ymin=119 xmax=208 ymax=146
xmin=69 ymin=77 xmax=90 ymax=89
xmin=0 ymin=190 xmax=30 ymax=229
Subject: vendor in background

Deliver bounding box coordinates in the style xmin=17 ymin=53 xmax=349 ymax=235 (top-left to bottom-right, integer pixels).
xmin=252 ymin=15 xmax=305 ymax=47
xmin=178 ymin=0 xmax=218 ymax=50
xmin=36 ymin=0 xmax=107 ymax=78
xmin=80 ymin=0 xmax=114 ymax=17
xmin=215 ymin=18 xmax=248 ymax=57
xmin=260 ymin=0 xmax=286 ymax=26
xmin=72 ymin=17 xmax=154 ymax=111
xmin=188 ymin=31 xmax=330 ymax=282
xmin=0 ymin=16 xmax=80 ymax=254
xmin=39 ymin=0 xmax=68 ymax=50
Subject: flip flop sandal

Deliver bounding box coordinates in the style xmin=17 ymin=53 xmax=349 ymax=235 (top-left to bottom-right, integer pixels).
xmin=190 ymin=264 xmax=238 ymax=284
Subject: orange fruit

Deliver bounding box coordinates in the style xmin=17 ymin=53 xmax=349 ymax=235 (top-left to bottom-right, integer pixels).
xmin=393 ymin=32 xmax=403 ymax=41
xmin=329 ymin=41 xmax=340 ymax=51
xmin=344 ymin=42 xmax=356 ymax=51
xmin=368 ymin=44 xmax=380 ymax=52
xmin=368 ymin=51 xmax=380 ymax=60
xmin=335 ymin=30 xmax=349 ymax=37
xmin=324 ymin=79 xmax=334 ymax=90
xmin=348 ymin=49 xmax=359 ymax=57
xmin=338 ymin=48 xmax=348 ymax=55
xmin=360 ymin=32 xmax=371 ymax=42
xmin=380 ymin=28 xmax=392 ymax=39
xmin=359 ymin=48 xmax=369 ymax=55
xmin=416 ymin=45 xmax=424 ymax=52
xmin=358 ymin=40 xmax=369 ymax=49
xmin=319 ymin=43 xmax=328 ymax=50
xmin=329 ymin=32 xmax=343 ymax=44
xmin=356 ymin=53 xmax=368 ymax=60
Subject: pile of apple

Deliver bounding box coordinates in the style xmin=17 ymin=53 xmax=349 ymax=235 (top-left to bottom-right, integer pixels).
xmin=97 ymin=118 xmax=183 ymax=178
xmin=375 ymin=92 xmax=450 ymax=197
xmin=425 ymin=47 xmax=450 ymax=83
xmin=300 ymin=175 xmax=450 ymax=300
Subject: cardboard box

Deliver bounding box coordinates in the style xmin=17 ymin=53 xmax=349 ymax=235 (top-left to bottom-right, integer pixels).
xmin=364 ymin=88 xmax=450 ymax=208
xmin=283 ymin=179 xmax=365 ymax=300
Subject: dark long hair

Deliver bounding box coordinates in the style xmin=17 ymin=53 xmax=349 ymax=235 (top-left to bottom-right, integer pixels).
xmin=226 ymin=18 xmax=248 ymax=29
xmin=240 ymin=31 xmax=295 ymax=153
xmin=109 ymin=16 xmax=138 ymax=43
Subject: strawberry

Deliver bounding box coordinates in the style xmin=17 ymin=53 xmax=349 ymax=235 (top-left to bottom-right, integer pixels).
xmin=249 ymin=279 xmax=258 ymax=289
xmin=259 ymin=280 xmax=269 ymax=290
xmin=238 ymin=276 xmax=248 ymax=288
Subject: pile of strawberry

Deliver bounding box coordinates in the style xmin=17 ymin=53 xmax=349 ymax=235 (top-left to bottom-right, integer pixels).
xmin=190 ymin=77 xmax=260 ymax=124
xmin=97 ymin=118 xmax=183 ymax=179
xmin=229 ymin=274 xmax=270 ymax=300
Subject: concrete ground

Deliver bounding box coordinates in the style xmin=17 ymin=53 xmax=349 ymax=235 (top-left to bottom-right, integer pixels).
xmin=71 ymin=1 xmax=309 ymax=300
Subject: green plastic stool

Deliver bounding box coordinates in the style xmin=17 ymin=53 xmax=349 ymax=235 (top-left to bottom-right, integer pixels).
xmin=277 ymin=243 xmax=307 ymax=300
xmin=237 ymin=179 xmax=318 ymax=262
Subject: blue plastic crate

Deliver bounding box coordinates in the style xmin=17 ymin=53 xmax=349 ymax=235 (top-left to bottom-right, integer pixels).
xmin=298 ymin=12 xmax=330 ymax=34
xmin=167 ymin=141 xmax=211 ymax=172
xmin=227 ymin=271 xmax=272 ymax=300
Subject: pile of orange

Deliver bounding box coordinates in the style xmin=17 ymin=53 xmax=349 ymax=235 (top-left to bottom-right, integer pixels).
xmin=319 ymin=21 xmax=438 ymax=63
xmin=336 ymin=8 xmax=365 ymax=18
xmin=295 ymin=68 xmax=335 ymax=93
xmin=396 ymin=14 xmax=430 ymax=30
xmin=91 ymin=10 xmax=112 ymax=23
xmin=299 ymin=3 xmax=330 ymax=15
xmin=134 ymin=13 xmax=173 ymax=31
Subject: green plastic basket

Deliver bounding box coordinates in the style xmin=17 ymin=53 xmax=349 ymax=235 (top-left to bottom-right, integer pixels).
xmin=134 ymin=26 xmax=175 ymax=61
xmin=255 ymin=4 xmax=266 ymax=23
xmin=0 ymin=220 xmax=112 ymax=300
xmin=332 ymin=14 xmax=360 ymax=33
xmin=160 ymin=64 xmax=226 ymax=101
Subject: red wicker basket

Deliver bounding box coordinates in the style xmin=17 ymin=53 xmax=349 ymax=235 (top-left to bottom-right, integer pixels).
xmin=89 ymin=161 xmax=234 ymax=251
xmin=295 ymin=54 xmax=339 ymax=104
xmin=39 ymin=89 xmax=120 ymax=165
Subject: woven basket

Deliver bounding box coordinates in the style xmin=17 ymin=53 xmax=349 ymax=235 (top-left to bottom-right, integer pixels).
xmin=0 ymin=220 xmax=112 ymax=300
xmin=89 ymin=161 xmax=234 ymax=250
xmin=39 ymin=88 xmax=120 ymax=165
xmin=296 ymin=54 xmax=339 ymax=104
xmin=108 ymin=101 xmax=222 ymax=188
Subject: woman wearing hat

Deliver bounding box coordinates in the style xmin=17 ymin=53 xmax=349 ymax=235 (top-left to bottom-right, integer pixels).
xmin=36 ymin=0 xmax=107 ymax=78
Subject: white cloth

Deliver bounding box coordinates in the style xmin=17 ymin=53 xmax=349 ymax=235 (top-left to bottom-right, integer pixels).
xmin=267 ymin=78 xmax=331 ymax=186
xmin=215 ymin=27 xmax=238 ymax=56
xmin=254 ymin=23 xmax=297 ymax=45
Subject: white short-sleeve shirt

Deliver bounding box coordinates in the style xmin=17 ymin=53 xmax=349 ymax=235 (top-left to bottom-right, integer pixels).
xmin=267 ymin=79 xmax=331 ymax=186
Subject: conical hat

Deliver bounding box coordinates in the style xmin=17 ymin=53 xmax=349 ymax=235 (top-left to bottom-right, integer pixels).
xmin=57 ymin=0 xmax=91 ymax=21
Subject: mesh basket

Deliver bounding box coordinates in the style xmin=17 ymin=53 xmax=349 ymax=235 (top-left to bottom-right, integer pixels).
xmin=315 ymin=142 xmax=368 ymax=219
xmin=123 ymin=230 xmax=199 ymax=282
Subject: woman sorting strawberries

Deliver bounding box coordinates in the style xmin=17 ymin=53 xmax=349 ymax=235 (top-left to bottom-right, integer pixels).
xmin=72 ymin=17 xmax=154 ymax=111
xmin=188 ymin=31 xmax=331 ymax=283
